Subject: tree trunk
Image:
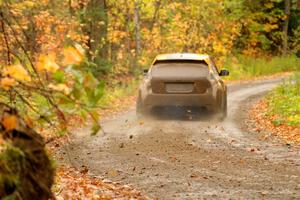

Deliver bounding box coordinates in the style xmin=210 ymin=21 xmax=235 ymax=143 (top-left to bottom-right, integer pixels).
xmin=134 ymin=0 xmax=141 ymax=58
xmin=283 ymin=0 xmax=291 ymax=55
xmin=97 ymin=0 xmax=108 ymax=59
xmin=68 ymin=0 xmax=74 ymax=15
xmin=297 ymin=0 xmax=300 ymax=10
xmin=125 ymin=0 xmax=132 ymax=60
xmin=150 ymin=0 xmax=161 ymax=32
xmin=0 ymin=12 xmax=11 ymax=65
xmin=83 ymin=0 xmax=108 ymax=61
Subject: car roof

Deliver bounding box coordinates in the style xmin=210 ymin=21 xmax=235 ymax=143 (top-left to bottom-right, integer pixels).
xmin=155 ymin=53 xmax=210 ymax=62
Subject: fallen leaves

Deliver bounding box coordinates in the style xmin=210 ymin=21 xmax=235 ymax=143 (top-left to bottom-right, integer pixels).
xmin=250 ymin=100 xmax=300 ymax=145
xmin=54 ymin=166 xmax=149 ymax=200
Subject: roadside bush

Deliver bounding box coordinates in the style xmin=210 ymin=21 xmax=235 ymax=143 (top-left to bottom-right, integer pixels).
xmin=266 ymin=73 xmax=300 ymax=127
xmin=223 ymin=55 xmax=300 ymax=80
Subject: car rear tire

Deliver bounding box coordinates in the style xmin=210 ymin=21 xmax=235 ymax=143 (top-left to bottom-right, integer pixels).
xmin=215 ymin=95 xmax=227 ymax=121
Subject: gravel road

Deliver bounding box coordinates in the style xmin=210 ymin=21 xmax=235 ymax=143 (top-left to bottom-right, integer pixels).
xmin=63 ymin=78 xmax=300 ymax=200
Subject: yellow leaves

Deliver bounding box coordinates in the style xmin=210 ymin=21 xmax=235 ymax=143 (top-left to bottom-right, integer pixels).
xmin=13 ymin=0 xmax=36 ymax=10
xmin=0 ymin=77 xmax=18 ymax=90
xmin=37 ymin=45 xmax=85 ymax=73
xmin=63 ymin=45 xmax=84 ymax=66
xmin=213 ymin=42 xmax=227 ymax=55
xmin=2 ymin=115 xmax=17 ymax=131
xmin=0 ymin=64 xmax=31 ymax=90
xmin=3 ymin=64 xmax=31 ymax=82
xmin=264 ymin=2 xmax=274 ymax=9
xmin=37 ymin=53 xmax=60 ymax=73
xmin=264 ymin=24 xmax=278 ymax=32
xmin=288 ymin=114 xmax=300 ymax=123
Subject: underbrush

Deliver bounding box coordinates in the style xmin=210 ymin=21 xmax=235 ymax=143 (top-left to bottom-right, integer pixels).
xmin=98 ymin=77 xmax=140 ymax=109
xmin=266 ymin=73 xmax=300 ymax=127
xmin=223 ymin=55 xmax=299 ymax=80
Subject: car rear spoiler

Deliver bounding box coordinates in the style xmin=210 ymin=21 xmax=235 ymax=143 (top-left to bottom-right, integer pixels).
xmin=153 ymin=59 xmax=208 ymax=65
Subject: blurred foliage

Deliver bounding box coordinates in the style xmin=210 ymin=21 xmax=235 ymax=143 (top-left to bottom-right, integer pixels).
xmin=2 ymin=0 xmax=300 ymax=75
xmin=266 ymin=73 xmax=300 ymax=126
xmin=223 ymin=55 xmax=300 ymax=80
xmin=0 ymin=1 xmax=300 ymax=199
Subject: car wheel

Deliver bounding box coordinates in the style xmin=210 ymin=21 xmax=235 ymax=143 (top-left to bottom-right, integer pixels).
xmin=216 ymin=95 xmax=227 ymax=121
xmin=221 ymin=96 xmax=227 ymax=119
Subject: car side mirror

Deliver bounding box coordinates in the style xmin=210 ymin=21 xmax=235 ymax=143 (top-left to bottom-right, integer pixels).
xmin=143 ymin=69 xmax=149 ymax=76
xmin=219 ymin=69 xmax=229 ymax=76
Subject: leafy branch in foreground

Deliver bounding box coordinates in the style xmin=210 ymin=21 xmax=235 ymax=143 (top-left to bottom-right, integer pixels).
xmin=0 ymin=44 xmax=105 ymax=135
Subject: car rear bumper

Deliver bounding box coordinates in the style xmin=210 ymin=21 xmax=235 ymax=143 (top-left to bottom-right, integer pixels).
xmin=142 ymin=90 xmax=217 ymax=109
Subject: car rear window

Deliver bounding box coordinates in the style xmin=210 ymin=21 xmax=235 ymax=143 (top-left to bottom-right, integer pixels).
xmin=151 ymin=61 xmax=209 ymax=78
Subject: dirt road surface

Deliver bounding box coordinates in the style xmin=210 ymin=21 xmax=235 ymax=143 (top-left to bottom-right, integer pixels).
xmin=62 ymin=78 xmax=300 ymax=200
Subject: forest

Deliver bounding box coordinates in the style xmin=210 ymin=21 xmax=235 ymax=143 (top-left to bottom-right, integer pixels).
xmin=0 ymin=0 xmax=300 ymax=199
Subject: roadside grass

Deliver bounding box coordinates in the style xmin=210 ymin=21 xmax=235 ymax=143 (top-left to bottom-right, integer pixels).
xmin=265 ymin=73 xmax=300 ymax=127
xmin=223 ymin=55 xmax=299 ymax=80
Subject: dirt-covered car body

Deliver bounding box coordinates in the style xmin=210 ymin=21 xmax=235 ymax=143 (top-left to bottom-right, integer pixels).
xmin=136 ymin=53 xmax=229 ymax=118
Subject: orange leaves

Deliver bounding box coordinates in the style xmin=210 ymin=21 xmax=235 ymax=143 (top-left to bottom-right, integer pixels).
xmin=62 ymin=45 xmax=84 ymax=66
xmin=0 ymin=77 xmax=17 ymax=90
xmin=37 ymin=53 xmax=60 ymax=73
xmin=55 ymin=167 xmax=147 ymax=199
xmin=250 ymin=99 xmax=300 ymax=145
xmin=1 ymin=115 xmax=17 ymax=131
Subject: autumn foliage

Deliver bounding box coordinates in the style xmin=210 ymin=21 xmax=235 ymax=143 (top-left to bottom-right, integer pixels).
xmin=0 ymin=0 xmax=300 ymax=199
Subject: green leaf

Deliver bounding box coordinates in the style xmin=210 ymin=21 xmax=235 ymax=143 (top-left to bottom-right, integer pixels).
xmin=93 ymin=81 xmax=105 ymax=104
xmin=52 ymin=70 xmax=65 ymax=83
xmin=90 ymin=110 xmax=99 ymax=122
xmin=272 ymin=119 xmax=283 ymax=126
xmin=72 ymin=83 xmax=82 ymax=100
xmin=57 ymin=129 xmax=67 ymax=136
xmin=83 ymin=72 xmax=105 ymax=106
xmin=79 ymin=110 xmax=87 ymax=119
xmin=91 ymin=122 xmax=101 ymax=136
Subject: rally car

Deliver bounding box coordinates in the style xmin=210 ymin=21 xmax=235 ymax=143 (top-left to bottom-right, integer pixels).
xmin=136 ymin=53 xmax=229 ymax=119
